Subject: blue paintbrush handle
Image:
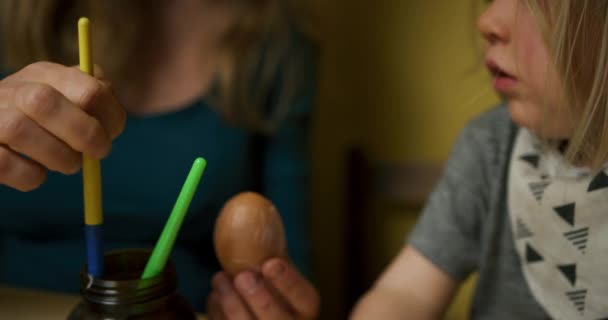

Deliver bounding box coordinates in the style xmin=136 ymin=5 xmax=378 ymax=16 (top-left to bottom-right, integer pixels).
xmin=85 ymin=224 xmax=104 ymax=278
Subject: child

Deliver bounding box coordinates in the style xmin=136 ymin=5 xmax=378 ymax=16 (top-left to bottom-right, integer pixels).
xmin=0 ymin=0 xmax=317 ymax=312
xmin=208 ymin=0 xmax=608 ymax=319
xmin=351 ymin=0 xmax=608 ymax=319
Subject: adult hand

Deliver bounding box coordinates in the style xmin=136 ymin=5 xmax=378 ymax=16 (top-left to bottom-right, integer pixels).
xmin=207 ymin=258 xmax=320 ymax=319
xmin=0 ymin=61 xmax=126 ymax=191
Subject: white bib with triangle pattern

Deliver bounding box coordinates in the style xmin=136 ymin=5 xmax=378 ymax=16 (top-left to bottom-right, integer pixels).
xmin=508 ymin=128 xmax=608 ymax=319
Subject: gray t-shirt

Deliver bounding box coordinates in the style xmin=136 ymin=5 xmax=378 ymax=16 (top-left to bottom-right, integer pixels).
xmin=408 ymin=104 xmax=551 ymax=319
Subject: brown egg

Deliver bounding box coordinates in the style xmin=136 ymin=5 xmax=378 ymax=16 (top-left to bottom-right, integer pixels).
xmin=213 ymin=191 xmax=287 ymax=275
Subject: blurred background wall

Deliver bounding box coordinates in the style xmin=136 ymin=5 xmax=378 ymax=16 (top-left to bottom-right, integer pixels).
xmin=307 ymin=0 xmax=500 ymax=319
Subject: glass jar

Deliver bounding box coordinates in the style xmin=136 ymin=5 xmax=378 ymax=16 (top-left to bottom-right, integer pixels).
xmin=67 ymin=249 xmax=197 ymax=320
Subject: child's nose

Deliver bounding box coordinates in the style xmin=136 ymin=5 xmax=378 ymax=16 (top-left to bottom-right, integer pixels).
xmin=477 ymin=1 xmax=510 ymax=45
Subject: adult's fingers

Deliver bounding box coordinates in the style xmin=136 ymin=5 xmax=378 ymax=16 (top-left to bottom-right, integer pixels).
xmin=5 ymin=61 xmax=126 ymax=140
xmin=0 ymin=107 xmax=81 ymax=173
xmin=0 ymin=81 xmax=111 ymax=159
xmin=0 ymin=145 xmax=47 ymax=191
xmin=92 ymin=64 xmax=106 ymax=79
xmin=72 ymin=64 xmax=105 ymax=79
xmin=262 ymin=259 xmax=320 ymax=319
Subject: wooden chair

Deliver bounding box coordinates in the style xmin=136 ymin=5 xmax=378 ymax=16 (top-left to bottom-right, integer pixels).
xmin=344 ymin=147 xmax=475 ymax=319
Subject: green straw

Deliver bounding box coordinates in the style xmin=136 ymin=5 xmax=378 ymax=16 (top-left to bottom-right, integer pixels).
xmin=141 ymin=157 xmax=207 ymax=279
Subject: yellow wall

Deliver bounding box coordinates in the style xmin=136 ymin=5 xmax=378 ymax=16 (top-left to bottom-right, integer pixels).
xmin=358 ymin=1 xmax=499 ymax=162
xmin=309 ymin=0 xmax=499 ymax=319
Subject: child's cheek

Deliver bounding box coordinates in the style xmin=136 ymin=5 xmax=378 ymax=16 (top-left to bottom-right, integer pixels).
xmin=513 ymin=31 xmax=570 ymax=137
xmin=517 ymin=26 xmax=561 ymax=104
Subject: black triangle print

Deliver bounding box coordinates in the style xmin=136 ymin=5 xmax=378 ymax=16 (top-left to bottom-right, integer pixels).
xmin=554 ymin=203 xmax=576 ymax=226
xmin=520 ymin=154 xmax=540 ymax=169
xmin=566 ymin=289 xmax=587 ymax=313
xmin=564 ymin=227 xmax=589 ymax=254
xmin=588 ymin=171 xmax=608 ymax=192
xmin=558 ymin=264 xmax=577 ymax=286
xmin=515 ymin=218 xmax=534 ymax=239
xmin=529 ymin=180 xmax=551 ymax=201
xmin=526 ymin=244 xmax=543 ymax=263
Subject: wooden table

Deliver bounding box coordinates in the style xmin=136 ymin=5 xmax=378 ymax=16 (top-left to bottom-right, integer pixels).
xmin=0 ymin=285 xmax=206 ymax=319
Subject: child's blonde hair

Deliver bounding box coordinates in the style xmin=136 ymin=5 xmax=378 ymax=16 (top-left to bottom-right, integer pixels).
xmin=525 ymin=0 xmax=608 ymax=169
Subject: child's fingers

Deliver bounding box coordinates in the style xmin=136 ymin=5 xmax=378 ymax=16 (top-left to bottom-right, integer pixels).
xmin=207 ymin=292 xmax=225 ymax=320
xmin=212 ymin=272 xmax=254 ymax=320
xmin=262 ymin=259 xmax=320 ymax=319
xmin=0 ymin=145 xmax=47 ymax=191
xmin=0 ymin=107 xmax=81 ymax=174
xmin=234 ymin=271 xmax=294 ymax=320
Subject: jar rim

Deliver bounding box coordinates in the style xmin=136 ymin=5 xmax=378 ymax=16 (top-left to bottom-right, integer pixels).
xmin=80 ymin=248 xmax=177 ymax=306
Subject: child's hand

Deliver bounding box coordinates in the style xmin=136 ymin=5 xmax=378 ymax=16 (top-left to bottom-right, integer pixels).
xmin=0 ymin=61 xmax=126 ymax=191
xmin=207 ymin=258 xmax=320 ymax=320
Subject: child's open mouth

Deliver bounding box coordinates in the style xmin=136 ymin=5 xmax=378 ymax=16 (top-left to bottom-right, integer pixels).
xmin=486 ymin=60 xmax=518 ymax=92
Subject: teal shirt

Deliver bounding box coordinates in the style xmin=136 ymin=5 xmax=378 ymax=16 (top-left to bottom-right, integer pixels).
xmin=0 ymin=80 xmax=314 ymax=311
